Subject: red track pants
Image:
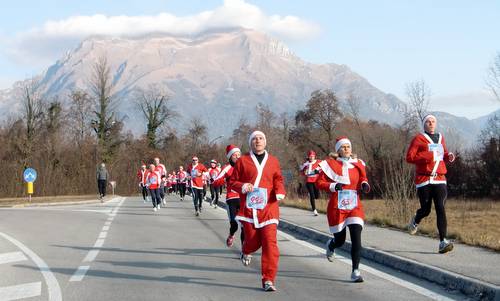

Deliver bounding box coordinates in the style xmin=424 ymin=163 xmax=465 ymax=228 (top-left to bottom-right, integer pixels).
xmin=242 ymin=222 xmax=279 ymax=284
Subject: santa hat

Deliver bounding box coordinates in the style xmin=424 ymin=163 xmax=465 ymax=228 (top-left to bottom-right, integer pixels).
xmin=422 ymin=114 xmax=437 ymax=129
xmin=307 ymin=150 xmax=316 ymax=157
xmin=226 ymin=144 xmax=241 ymax=159
xmin=335 ymin=136 xmax=352 ymax=153
xmin=248 ymin=130 xmax=266 ymax=147
xmin=210 ymin=159 xmax=217 ymax=164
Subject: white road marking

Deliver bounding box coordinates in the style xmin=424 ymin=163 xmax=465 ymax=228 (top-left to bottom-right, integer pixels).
xmin=0 ymin=252 xmax=27 ymax=265
xmin=102 ymin=225 xmax=110 ymax=231
xmin=69 ymin=266 xmax=90 ymax=282
xmin=98 ymin=232 xmax=107 ymax=239
xmin=0 ymin=232 xmax=62 ymax=301
xmin=0 ymin=282 xmax=42 ymax=301
xmin=278 ymin=231 xmax=456 ymax=301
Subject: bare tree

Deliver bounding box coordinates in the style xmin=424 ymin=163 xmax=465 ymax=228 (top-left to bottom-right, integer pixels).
xmin=68 ymin=90 xmax=92 ymax=145
xmin=19 ymin=78 xmax=44 ymax=168
xmin=186 ymin=117 xmax=208 ymax=154
xmin=405 ymin=79 xmax=431 ymax=122
xmin=486 ymin=51 xmax=500 ymax=102
xmin=136 ymin=85 xmax=176 ymax=148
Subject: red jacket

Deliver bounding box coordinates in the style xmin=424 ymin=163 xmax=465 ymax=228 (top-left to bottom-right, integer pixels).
xmin=213 ymin=163 xmax=239 ymax=200
xmin=137 ymin=169 xmax=147 ymax=185
xmin=406 ymin=132 xmax=452 ymax=188
xmin=177 ymin=171 xmax=188 ymax=183
xmin=208 ymin=167 xmax=220 ymax=183
xmin=301 ymin=160 xmax=321 ymax=183
xmin=145 ymin=170 xmax=160 ymax=189
xmin=187 ymin=163 xmax=207 ymax=189
xmin=155 ymin=164 xmax=167 ymax=177
xmin=229 ymin=151 xmax=286 ymax=228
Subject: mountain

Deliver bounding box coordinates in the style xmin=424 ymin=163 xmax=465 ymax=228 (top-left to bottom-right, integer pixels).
xmin=0 ymin=28 xmax=492 ymax=142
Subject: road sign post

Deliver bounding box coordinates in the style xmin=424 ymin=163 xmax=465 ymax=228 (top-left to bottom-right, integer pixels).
xmin=23 ymin=168 xmax=37 ymax=202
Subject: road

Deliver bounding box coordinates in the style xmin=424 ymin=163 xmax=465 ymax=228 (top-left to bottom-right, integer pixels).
xmin=0 ymin=195 xmax=467 ymax=300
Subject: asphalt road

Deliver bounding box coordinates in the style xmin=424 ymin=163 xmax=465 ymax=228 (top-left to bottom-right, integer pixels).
xmin=0 ymin=195 xmax=468 ymax=301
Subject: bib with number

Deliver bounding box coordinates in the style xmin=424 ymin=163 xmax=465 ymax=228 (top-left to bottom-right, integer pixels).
xmin=428 ymin=143 xmax=444 ymax=161
xmin=246 ymin=187 xmax=268 ymax=210
xmin=337 ymin=190 xmax=358 ymax=210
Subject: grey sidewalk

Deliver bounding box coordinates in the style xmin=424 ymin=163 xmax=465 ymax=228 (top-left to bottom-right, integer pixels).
xmin=278 ymin=205 xmax=500 ymax=300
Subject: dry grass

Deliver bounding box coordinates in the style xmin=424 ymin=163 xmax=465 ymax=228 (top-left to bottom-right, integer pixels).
xmin=0 ymin=195 xmax=99 ymax=206
xmin=281 ymin=197 xmax=500 ymax=251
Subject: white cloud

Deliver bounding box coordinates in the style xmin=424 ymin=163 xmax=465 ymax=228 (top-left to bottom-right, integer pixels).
xmin=4 ymin=0 xmax=321 ymax=66
xmin=431 ymin=90 xmax=500 ymax=119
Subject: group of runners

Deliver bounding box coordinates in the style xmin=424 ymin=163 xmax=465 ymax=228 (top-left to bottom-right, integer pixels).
xmin=133 ymin=114 xmax=456 ymax=291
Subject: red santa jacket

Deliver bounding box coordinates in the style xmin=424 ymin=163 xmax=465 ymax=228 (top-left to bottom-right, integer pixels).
xmin=187 ymin=163 xmax=207 ymax=189
xmin=145 ymin=170 xmax=160 ymax=189
xmin=177 ymin=171 xmax=188 ymax=184
xmin=406 ymin=132 xmax=452 ymax=188
xmin=208 ymin=167 xmax=220 ymax=183
xmin=213 ymin=163 xmax=239 ymax=200
xmin=229 ymin=151 xmax=286 ymax=228
xmin=301 ymin=159 xmax=321 ymax=183
xmin=137 ymin=169 xmax=147 ymax=186
xmin=316 ymin=157 xmax=368 ymax=232
xmin=155 ymin=164 xmax=167 ymax=177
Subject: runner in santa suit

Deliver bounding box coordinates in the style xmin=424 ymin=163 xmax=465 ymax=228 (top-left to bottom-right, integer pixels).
xmin=177 ymin=166 xmax=188 ymax=201
xmin=300 ymin=150 xmax=321 ymax=216
xmin=145 ymin=164 xmax=161 ymax=212
xmin=208 ymin=159 xmax=221 ymax=208
xmin=136 ymin=164 xmax=148 ymax=202
xmin=154 ymin=157 xmax=167 ymax=206
xmin=406 ymin=114 xmax=456 ymax=254
xmin=229 ymin=131 xmax=286 ymax=292
xmin=212 ymin=144 xmax=244 ymax=247
xmin=316 ymin=136 xmax=370 ymax=283
xmin=187 ymin=156 xmax=208 ymax=216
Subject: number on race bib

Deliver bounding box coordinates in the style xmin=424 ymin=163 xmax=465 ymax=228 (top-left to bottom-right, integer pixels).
xmin=246 ymin=187 xmax=268 ymax=210
xmin=337 ymin=190 xmax=358 ymax=210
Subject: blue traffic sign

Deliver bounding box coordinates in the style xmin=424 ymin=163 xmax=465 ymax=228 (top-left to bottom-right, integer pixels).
xmin=23 ymin=168 xmax=37 ymax=183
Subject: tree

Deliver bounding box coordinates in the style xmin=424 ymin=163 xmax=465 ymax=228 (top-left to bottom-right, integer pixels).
xmin=486 ymin=51 xmax=500 ymax=102
xmin=88 ymin=56 xmax=122 ymax=162
xmin=186 ymin=117 xmax=208 ymax=155
xmin=68 ymin=90 xmax=92 ymax=145
xmin=405 ymin=79 xmax=431 ymax=122
xmin=136 ymin=85 xmax=176 ymax=148
xmin=293 ymin=89 xmax=343 ymax=154
xmin=19 ymin=78 xmax=44 ymax=168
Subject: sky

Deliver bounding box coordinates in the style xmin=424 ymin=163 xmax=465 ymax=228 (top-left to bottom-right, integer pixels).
xmin=0 ymin=0 xmax=499 ymax=118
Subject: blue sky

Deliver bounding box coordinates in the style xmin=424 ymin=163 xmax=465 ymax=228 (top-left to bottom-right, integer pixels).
xmin=1 ymin=0 xmax=499 ymax=118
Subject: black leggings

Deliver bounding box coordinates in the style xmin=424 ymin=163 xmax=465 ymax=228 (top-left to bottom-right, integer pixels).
xmin=178 ymin=183 xmax=186 ymax=198
xmin=210 ymin=185 xmax=220 ymax=205
xmin=415 ymin=184 xmax=448 ymax=240
xmin=227 ymin=198 xmax=244 ymax=243
xmin=141 ymin=185 xmax=148 ymax=200
xmin=149 ymin=188 xmax=161 ymax=208
xmin=306 ymin=182 xmax=319 ymax=211
xmin=98 ymin=179 xmax=107 ymax=196
xmin=328 ymin=224 xmax=362 ymax=271
xmin=192 ymin=188 xmax=204 ymax=210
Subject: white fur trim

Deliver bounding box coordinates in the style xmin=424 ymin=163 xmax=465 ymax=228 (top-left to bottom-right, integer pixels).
xmin=248 ymin=130 xmax=266 ymax=147
xmin=329 ymin=183 xmax=338 ymax=192
xmin=235 ymin=216 xmax=279 ymax=228
xmin=319 ymin=160 xmax=351 ymax=185
xmin=335 ymin=138 xmax=351 ymax=152
xmin=226 ymin=147 xmax=241 ymax=159
xmin=422 ymin=114 xmax=437 ymax=129
xmin=329 ymin=217 xmax=364 ymax=233
xmin=276 ymin=194 xmax=285 ymax=200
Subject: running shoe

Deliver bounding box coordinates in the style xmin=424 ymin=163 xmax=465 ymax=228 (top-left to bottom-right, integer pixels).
xmin=325 ymin=238 xmax=335 ymax=262
xmin=351 ymin=269 xmax=364 ymax=282
xmin=226 ymin=235 xmax=235 ymax=247
xmin=240 ymin=253 xmax=252 ymax=266
xmin=439 ymin=239 xmax=454 ymax=254
xmin=195 ymin=210 xmax=200 ymax=216
xmin=408 ymin=216 xmax=418 ymax=235
xmin=313 ymin=209 xmax=318 ymax=216
xmin=153 ymin=207 xmax=157 ymax=212
xmin=162 ymin=199 xmax=166 ymax=205
xmin=263 ymin=281 xmax=277 ymax=292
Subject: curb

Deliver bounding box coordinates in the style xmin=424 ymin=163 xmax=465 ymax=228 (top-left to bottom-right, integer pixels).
xmin=1 ymin=197 xmax=117 ymax=208
xmin=278 ymin=218 xmax=500 ymax=301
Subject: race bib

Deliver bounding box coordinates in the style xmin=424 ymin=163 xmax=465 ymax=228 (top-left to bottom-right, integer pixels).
xmin=337 ymin=190 xmax=358 ymax=210
xmin=428 ymin=144 xmax=444 ymax=161
xmin=149 ymin=177 xmax=157 ymax=185
xmin=191 ymin=169 xmax=198 ymax=177
xmin=246 ymin=187 xmax=268 ymax=210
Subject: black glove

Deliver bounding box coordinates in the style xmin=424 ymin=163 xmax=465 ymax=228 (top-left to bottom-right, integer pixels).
xmin=361 ymin=182 xmax=370 ymax=194
xmin=335 ymin=183 xmax=343 ymax=191
xmin=313 ymin=169 xmax=320 ymax=175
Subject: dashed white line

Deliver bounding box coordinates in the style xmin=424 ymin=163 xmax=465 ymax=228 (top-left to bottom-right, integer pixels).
xmin=0 ymin=232 xmax=62 ymax=301
xmin=102 ymin=225 xmax=110 ymax=231
xmin=0 ymin=252 xmax=27 ymax=265
xmin=98 ymin=232 xmax=107 ymax=239
xmin=69 ymin=266 xmax=90 ymax=282
xmin=0 ymin=281 xmax=42 ymax=301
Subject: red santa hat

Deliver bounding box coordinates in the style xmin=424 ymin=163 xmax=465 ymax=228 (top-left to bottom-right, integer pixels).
xmin=248 ymin=130 xmax=266 ymax=147
xmin=225 ymin=144 xmax=241 ymax=159
xmin=210 ymin=159 xmax=217 ymax=164
xmin=307 ymin=150 xmax=316 ymax=157
xmin=422 ymin=114 xmax=437 ymax=129
xmin=335 ymin=136 xmax=352 ymax=153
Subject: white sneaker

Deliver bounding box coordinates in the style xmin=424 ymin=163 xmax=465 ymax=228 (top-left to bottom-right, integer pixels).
xmin=439 ymin=239 xmax=454 ymax=254
xmin=263 ymin=281 xmax=277 ymax=292
xmin=162 ymin=199 xmax=166 ymax=205
xmin=195 ymin=210 xmax=200 ymax=216
xmin=351 ymin=269 xmax=364 ymax=282
xmin=408 ymin=216 xmax=418 ymax=235
xmin=313 ymin=209 xmax=318 ymax=216
xmin=240 ymin=253 xmax=252 ymax=266
xmin=153 ymin=207 xmax=157 ymax=212
xmin=325 ymin=238 xmax=335 ymax=262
